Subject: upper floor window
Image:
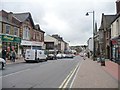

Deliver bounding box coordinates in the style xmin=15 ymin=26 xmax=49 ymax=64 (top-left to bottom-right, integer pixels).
xmin=6 ymin=25 xmax=10 ymax=34
xmin=23 ymin=26 xmax=30 ymax=40
xmin=0 ymin=22 xmax=1 ymax=33
xmin=33 ymin=32 xmax=36 ymax=40
xmin=117 ymin=19 xmax=120 ymax=35
xmin=14 ymin=27 xmax=19 ymax=36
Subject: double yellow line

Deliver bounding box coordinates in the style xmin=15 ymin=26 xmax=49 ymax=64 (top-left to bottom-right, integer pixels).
xmin=59 ymin=62 xmax=80 ymax=89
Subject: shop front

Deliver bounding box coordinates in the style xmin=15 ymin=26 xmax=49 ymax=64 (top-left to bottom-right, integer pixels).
xmin=1 ymin=34 xmax=21 ymax=59
xmin=111 ymin=36 xmax=120 ymax=63
xmin=20 ymin=40 xmax=44 ymax=56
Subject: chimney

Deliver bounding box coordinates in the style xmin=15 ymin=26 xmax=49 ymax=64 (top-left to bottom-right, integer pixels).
xmin=116 ymin=0 xmax=120 ymax=14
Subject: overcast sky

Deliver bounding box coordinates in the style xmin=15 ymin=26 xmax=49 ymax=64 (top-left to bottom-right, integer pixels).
xmin=1 ymin=0 xmax=116 ymax=46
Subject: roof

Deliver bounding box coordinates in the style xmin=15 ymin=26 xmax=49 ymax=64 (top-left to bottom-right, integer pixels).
xmin=34 ymin=24 xmax=45 ymax=33
xmin=99 ymin=13 xmax=117 ymax=30
xmin=52 ymin=34 xmax=64 ymax=41
xmin=0 ymin=10 xmax=20 ymax=27
xmin=13 ymin=12 xmax=34 ymax=28
xmin=111 ymin=12 xmax=120 ymax=24
xmin=13 ymin=13 xmax=29 ymax=22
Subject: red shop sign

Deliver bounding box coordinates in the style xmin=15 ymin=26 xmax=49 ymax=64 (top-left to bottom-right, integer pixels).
xmin=112 ymin=40 xmax=117 ymax=44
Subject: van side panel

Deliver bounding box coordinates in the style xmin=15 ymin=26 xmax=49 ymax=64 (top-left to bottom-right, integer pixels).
xmin=25 ymin=49 xmax=35 ymax=60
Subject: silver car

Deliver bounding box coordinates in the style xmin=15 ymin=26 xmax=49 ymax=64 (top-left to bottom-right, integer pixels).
xmin=0 ymin=58 xmax=6 ymax=70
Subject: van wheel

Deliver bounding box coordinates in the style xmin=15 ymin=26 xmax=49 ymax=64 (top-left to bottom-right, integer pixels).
xmin=36 ymin=58 xmax=39 ymax=63
xmin=25 ymin=60 xmax=29 ymax=63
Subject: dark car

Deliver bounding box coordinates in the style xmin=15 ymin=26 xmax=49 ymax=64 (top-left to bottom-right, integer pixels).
xmin=47 ymin=54 xmax=56 ymax=60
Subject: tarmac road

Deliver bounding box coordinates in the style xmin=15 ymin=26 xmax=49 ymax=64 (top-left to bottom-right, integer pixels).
xmin=1 ymin=56 xmax=81 ymax=88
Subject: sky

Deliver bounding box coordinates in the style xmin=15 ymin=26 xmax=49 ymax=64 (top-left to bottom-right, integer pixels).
xmin=0 ymin=0 xmax=116 ymax=46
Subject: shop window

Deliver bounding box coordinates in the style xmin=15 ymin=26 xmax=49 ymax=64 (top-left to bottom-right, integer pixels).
xmin=6 ymin=25 xmax=10 ymax=34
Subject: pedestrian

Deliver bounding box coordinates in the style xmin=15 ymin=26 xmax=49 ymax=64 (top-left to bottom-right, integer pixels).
xmin=2 ymin=48 xmax=7 ymax=61
xmin=11 ymin=50 xmax=16 ymax=62
xmin=83 ymin=53 xmax=86 ymax=60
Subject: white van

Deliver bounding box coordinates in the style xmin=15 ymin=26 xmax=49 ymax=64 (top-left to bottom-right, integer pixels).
xmin=24 ymin=49 xmax=47 ymax=62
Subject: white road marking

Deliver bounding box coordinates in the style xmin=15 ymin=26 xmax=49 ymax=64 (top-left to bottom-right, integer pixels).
xmin=59 ymin=60 xmax=82 ymax=88
xmin=69 ymin=60 xmax=83 ymax=88
xmin=0 ymin=69 xmax=31 ymax=78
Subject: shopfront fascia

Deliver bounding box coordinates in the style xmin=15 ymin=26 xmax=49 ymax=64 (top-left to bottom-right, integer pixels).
xmin=111 ymin=36 xmax=120 ymax=62
xmin=21 ymin=40 xmax=44 ymax=50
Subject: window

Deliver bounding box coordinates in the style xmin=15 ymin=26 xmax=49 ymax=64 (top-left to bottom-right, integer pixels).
xmin=6 ymin=25 xmax=10 ymax=34
xmin=117 ymin=19 xmax=120 ymax=35
xmin=33 ymin=32 xmax=35 ymax=40
xmin=23 ymin=26 xmax=30 ymax=40
xmin=0 ymin=22 xmax=1 ymax=33
xmin=14 ymin=27 xmax=18 ymax=36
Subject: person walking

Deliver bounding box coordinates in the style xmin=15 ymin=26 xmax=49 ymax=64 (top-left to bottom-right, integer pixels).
xmin=83 ymin=53 xmax=86 ymax=60
xmin=11 ymin=50 xmax=16 ymax=62
xmin=2 ymin=48 xmax=7 ymax=61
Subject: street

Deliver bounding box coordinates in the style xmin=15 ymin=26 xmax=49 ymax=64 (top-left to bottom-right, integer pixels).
xmin=1 ymin=56 xmax=81 ymax=88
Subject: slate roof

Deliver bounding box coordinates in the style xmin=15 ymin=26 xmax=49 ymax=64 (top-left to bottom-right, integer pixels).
xmin=34 ymin=24 xmax=45 ymax=33
xmin=99 ymin=14 xmax=117 ymax=30
xmin=13 ymin=12 xmax=34 ymax=28
xmin=0 ymin=10 xmax=20 ymax=27
xmin=13 ymin=13 xmax=29 ymax=22
xmin=52 ymin=34 xmax=64 ymax=41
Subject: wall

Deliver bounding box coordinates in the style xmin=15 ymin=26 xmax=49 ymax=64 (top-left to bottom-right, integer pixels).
xmin=88 ymin=37 xmax=93 ymax=52
xmin=111 ymin=16 xmax=120 ymax=38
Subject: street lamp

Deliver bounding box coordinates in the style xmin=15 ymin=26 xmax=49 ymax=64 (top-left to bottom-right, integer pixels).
xmin=86 ymin=11 xmax=95 ymax=61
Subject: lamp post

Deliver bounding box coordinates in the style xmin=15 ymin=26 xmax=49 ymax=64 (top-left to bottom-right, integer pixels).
xmin=86 ymin=11 xmax=95 ymax=61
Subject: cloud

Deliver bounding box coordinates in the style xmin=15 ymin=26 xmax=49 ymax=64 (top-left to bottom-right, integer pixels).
xmin=1 ymin=0 xmax=116 ymax=46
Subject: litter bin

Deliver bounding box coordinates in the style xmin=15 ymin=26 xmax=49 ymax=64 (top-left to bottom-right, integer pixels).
xmin=101 ymin=57 xmax=105 ymax=66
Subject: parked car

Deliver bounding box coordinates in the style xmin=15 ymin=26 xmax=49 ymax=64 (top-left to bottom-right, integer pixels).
xmin=0 ymin=58 xmax=6 ymax=69
xmin=56 ymin=54 xmax=63 ymax=59
xmin=47 ymin=54 xmax=56 ymax=60
xmin=65 ymin=54 xmax=74 ymax=58
xmin=62 ymin=54 xmax=66 ymax=58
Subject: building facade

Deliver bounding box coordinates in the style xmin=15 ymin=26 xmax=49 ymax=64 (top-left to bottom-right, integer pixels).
xmin=111 ymin=13 xmax=120 ymax=62
xmin=0 ymin=10 xmax=21 ymax=59
xmin=99 ymin=13 xmax=117 ymax=60
xmin=13 ymin=12 xmax=45 ymax=56
xmin=0 ymin=10 xmax=45 ymax=60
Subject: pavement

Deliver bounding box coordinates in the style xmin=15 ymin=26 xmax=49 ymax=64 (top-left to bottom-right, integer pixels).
xmin=72 ymin=57 xmax=120 ymax=89
xmin=6 ymin=57 xmax=25 ymax=64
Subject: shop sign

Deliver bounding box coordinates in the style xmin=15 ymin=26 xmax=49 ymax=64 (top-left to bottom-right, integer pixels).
xmin=2 ymin=35 xmax=14 ymax=42
xmin=14 ymin=37 xmax=21 ymax=43
xmin=2 ymin=35 xmax=21 ymax=43
xmin=112 ymin=40 xmax=117 ymax=45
